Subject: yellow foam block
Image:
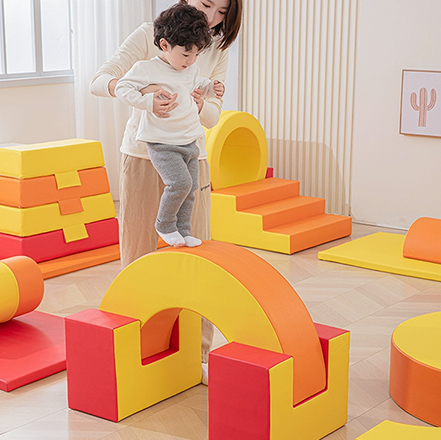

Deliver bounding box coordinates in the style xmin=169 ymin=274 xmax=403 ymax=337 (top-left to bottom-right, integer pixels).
xmin=0 ymin=139 xmax=104 ymax=179
xmin=356 ymin=420 xmax=441 ymax=439
xmin=0 ymin=193 xmax=116 ymax=239
xmin=205 ymin=111 xmax=268 ymax=190
xmin=318 ymin=232 xmax=441 ymax=281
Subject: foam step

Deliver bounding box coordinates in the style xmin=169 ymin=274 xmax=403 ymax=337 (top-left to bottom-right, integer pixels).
xmin=267 ymin=214 xmax=352 ymax=254
xmin=243 ymin=196 xmax=325 ymax=229
xmin=215 ymin=178 xmax=300 ymax=210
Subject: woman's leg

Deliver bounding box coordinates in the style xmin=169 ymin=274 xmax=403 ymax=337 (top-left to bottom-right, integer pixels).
xmin=118 ymin=154 xmax=164 ymax=269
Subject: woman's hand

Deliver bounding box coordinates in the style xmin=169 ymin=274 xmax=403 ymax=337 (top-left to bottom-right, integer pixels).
xmin=213 ymin=80 xmax=225 ymax=99
xmin=108 ymin=78 xmax=118 ymax=97
xmin=191 ymin=87 xmax=205 ymax=113
xmin=149 ymin=89 xmax=179 ymax=118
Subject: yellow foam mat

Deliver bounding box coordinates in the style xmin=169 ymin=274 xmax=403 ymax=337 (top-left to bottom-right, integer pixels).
xmin=318 ymin=232 xmax=441 ymax=282
xmin=0 ymin=193 xmax=116 ymax=238
xmin=0 ymin=139 xmax=104 ymax=179
xmin=356 ymin=420 xmax=441 ymax=439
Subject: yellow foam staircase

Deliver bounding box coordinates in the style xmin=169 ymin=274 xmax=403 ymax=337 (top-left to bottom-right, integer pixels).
xmin=211 ymin=177 xmax=352 ymax=254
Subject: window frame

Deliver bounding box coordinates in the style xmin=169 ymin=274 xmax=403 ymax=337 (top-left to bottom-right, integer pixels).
xmin=0 ymin=0 xmax=73 ymax=88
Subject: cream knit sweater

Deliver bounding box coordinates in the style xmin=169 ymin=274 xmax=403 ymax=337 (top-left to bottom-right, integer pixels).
xmin=90 ymin=22 xmax=229 ymax=160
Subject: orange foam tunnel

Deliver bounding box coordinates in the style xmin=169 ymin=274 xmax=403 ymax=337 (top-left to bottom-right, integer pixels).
xmin=0 ymin=256 xmax=44 ymax=322
xmin=403 ymin=217 xmax=441 ymax=264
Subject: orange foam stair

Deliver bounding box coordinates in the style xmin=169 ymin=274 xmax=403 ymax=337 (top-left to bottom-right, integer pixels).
xmin=211 ymin=177 xmax=352 ymax=254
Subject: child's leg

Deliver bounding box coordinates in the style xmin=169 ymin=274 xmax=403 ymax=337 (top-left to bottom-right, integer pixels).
xmin=147 ymin=144 xmax=193 ymax=246
xmin=176 ymin=144 xmax=200 ymax=241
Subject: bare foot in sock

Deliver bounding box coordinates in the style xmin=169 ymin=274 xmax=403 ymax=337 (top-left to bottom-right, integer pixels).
xmin=183 ymin=236 xmax=202 ymax=247
xmin=157 ymin=230 xmax=185 ymax=247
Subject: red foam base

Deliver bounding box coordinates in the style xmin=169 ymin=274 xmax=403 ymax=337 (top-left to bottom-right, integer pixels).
xmin=0 ymin=218 xmax=119 ymax=263
xmin=0 ymin=311 xmax=66 ymax=392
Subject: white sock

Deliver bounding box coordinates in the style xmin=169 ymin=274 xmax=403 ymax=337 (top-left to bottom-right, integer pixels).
xmin=157 ymin=230 xmax=185 ymax=247
xmin=184 ymin=236 xmax=202 ymax=247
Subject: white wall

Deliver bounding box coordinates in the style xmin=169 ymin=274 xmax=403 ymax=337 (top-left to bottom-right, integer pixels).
xmin=351 ymin=0 xmax=441 ymax=229
xmin=0 ymin=82 xmax=76 ymax=145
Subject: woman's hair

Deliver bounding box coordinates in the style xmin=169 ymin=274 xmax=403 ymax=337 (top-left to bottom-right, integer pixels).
xmin=154 ymin=4 xmax=212 ymax=52
xmin=178 ymin=0 xmax=243 ymax=51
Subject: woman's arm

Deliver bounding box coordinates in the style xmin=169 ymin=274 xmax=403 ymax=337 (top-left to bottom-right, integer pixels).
xmin=90 ymin=24 xmax=152 ymax=98
xmin=197 ymin=48 xmax=229 ymax=128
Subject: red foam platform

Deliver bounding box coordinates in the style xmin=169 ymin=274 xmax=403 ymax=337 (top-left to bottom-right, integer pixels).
xmin=0 ymin=311 xmax=66 ymax=391
xmin=0 ymin=218 xmax=119 ymax=263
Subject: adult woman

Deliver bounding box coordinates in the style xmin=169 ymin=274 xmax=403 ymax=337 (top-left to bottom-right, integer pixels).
xmin=90 ymin=0 xmax=243 ymax=366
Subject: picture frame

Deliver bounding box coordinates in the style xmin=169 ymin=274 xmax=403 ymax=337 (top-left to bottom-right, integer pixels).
xmin=400 ymin=69 xmax=441 ymax=138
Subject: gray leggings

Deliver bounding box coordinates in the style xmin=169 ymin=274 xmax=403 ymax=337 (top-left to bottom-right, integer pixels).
xmin=147 ymin=141 xmax=199 ymax=238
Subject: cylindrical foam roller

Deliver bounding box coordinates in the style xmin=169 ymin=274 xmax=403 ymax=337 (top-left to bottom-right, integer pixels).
xmin=0 ymin=256 xmax=44 ymax=322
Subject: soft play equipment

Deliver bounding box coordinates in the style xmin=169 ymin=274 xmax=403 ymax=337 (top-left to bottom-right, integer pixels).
xmin=205 ymin=111 xmax=352 ymax=254
xmin=65 ymin=241 xmax=350 ymax=439
xmin=318 ymin=217 xmax=441 ymax=281
xmin=0 ymin=139 xmax=120 ymax=279
xmin=0 ymin=256 xmax=65 ymax=391
xmin=390 ymin=311 xmax=441 ymax=426
xmin=356 ymin=421 xmax=441 ymax=439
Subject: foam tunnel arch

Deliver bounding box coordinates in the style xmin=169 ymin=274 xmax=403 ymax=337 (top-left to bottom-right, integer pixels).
xmin=65 ymin=241 xmax=350 ymax=438
xmin=205 ymin=111 xmax=269 ymax=190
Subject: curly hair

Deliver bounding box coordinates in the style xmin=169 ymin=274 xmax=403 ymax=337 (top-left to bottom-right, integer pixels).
xmin=154 ymin=4 xmax=212 ymax=52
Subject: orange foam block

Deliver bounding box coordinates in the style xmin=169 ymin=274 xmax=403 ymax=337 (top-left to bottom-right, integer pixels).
xmin=38 ymin=244 xmax=120 ymax=279
xmin=0 ymin=167 xmax=110 ymax=208
xmin=390 ymin=311 xmax=441 ymax=426
xmin=0 ymin=311 xmax=66 ymax=391
xmin=0 ymin=218 xmax=119 ymax=263
xmin=403 ymin=217 xmax=441 ymax=264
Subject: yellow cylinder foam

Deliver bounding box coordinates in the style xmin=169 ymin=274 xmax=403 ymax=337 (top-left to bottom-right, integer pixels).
xmin=205 ymin=111 xmax=269 ymax=190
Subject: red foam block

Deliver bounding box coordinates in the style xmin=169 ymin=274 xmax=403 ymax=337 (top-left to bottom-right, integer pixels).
xmin=0 ymin=311 xmax=66 ymax=391
xmin=0 ymin=218 xmax=119 ymax=263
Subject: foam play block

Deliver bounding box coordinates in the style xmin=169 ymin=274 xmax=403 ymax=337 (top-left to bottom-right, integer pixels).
xmin=0 ymin=256 xmax=44 ymax=322
xmin=99 ymin=240 xmax=327 ymax=405
xmin=0 ymin=167 xmax=110 ymax=208
xmin=0 ymin=192 xmax=116 ymax=240
xmin=403 ymin=217 xmax=441 ymax=264
xmin=209 ymin=324 xmax=350 ymax=440
xmin=65 ymin=308 xmax=201 ymax=421
xmin=0 ymin=139 xmax=104 ymax=179
xmin=0 ymin=311 xmax=66 ymax=391
xmin=318 ymin=232 xmax=441 ymax=281
xmin=211 ymin=178 xmax=352 ymax=254
xmin=356 ymin=421 xmax=441 ymax=439
xmin=0 ymin=218 xmax=119 ymax=263
xmin=38 ymin=244 xmax=120 ymax=279
xmin=390 ymin=311 xmax=441 ymax=426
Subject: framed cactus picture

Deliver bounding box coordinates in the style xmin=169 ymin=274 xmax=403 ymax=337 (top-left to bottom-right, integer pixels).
xmin=400 ymin=70 xmax=441 ymax=137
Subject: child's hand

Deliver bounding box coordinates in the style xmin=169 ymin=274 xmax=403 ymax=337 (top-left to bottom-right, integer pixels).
xmin=191 ymin=88 xmax=205 ymax=113
xmin=140 ymin=84 xmax=161 ymax=95
xmin=213 ymin=80 xmax=225 ymax=99
xmin=152 ymin=89 xmax=178 ymax=118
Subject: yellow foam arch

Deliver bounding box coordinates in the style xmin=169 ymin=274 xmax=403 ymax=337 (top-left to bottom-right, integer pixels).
xmin=205 ymin=111 xmax=269 ymax=190
xmin=99 ymin=240 xmax=326 ymax=406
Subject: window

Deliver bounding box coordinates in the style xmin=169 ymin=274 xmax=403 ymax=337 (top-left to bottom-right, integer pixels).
xmin=0 ymin=0 xmax=72 ymax=87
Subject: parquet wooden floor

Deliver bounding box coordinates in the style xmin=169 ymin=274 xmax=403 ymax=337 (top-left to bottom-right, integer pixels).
xmin=1 ymin=218 xmax=439 ymax=439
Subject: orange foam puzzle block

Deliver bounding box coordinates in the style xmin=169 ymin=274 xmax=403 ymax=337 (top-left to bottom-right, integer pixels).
xmin=403 ymin=217 xmax=441 ymax=264
xmin=0 ymin=167 xmax=110 ymax=208
xmin=0 ymin=218 xmax=119 ymax=263
xmin=0 ymin=311 xmax=66 ymax=391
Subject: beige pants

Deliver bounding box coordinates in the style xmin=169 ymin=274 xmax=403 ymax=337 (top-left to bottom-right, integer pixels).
xmin=119 ymin=154 xmax=213 ymax=362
